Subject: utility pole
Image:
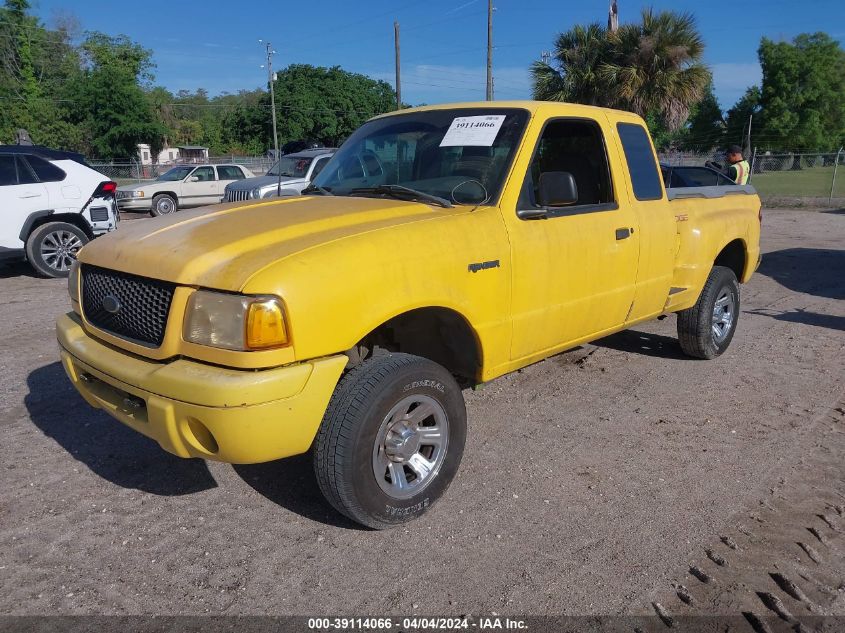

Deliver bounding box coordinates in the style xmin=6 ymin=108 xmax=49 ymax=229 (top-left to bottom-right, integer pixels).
xmin=486 ymin=0 xmax=494 ymax=100
xmin=745 ymin=114 xmax=753 ymax=158
xmin=260 ymin=39 xmax=279 ymax=159
xmin=394 ymin=21 xmax=401 ymax=110
xmin=608 ymin=1 xmax=619 ymax=32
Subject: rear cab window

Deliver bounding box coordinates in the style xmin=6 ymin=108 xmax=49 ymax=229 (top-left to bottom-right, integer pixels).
xmin=616 ymin=123 xmax=664 ymax=201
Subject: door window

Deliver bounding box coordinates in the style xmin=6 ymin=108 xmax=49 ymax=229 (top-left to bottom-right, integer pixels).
xmin=616 ymin=123 xmax=663 ymax=201
xmin=24 ymin=155 xmax=66 ymax=182
xmin=520 ymin=119 xmax=615 ymax=214
xmin=217 ymin=165 xmax=245 ymax=180
xmin=16 ymin=156 xmax=38 ymax=184
xmin=311 ymin=156 xmax=331 ymax=178
xmin=663 ymin=165 xmax=736 ymax=188
xmin=191 ymin=166 xmax=215 ymax=181
xmin=0 ymin=156 xmax=16 ymax=186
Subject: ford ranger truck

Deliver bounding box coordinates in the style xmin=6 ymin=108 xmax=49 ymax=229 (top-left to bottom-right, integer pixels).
xmin=57 ymin=102 xmax=761 ymax=529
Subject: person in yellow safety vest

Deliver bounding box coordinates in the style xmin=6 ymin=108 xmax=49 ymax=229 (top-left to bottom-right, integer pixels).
xmin=724 ymin=144 xmax=750 ymax=184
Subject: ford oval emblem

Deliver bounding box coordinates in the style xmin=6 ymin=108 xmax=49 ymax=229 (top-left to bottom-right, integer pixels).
xmin=102 ymin=294 xmax=121 ymax=314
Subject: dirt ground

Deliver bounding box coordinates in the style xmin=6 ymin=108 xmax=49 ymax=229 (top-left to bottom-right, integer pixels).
xmin=0 ymin=208 xmax=843 ymax=621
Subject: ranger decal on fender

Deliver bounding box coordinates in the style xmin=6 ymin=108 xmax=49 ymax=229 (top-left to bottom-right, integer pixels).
xmin=468 ymin=259 xmax=500 ymax=273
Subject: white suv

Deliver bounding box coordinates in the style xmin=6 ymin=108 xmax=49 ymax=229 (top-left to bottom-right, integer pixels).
xmin=0 ymin=146 xmax=118 ymax=278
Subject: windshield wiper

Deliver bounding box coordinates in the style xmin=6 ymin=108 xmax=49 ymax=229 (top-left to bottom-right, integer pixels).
xmin=348 ymin=184 xmax=453 ymax=208
xmin=301 ymin=184 xmax=334 ymax=196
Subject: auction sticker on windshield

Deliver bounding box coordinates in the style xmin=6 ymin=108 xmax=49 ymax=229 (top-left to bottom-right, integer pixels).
xmin=440 ymin=115 xmax=506 ymax=147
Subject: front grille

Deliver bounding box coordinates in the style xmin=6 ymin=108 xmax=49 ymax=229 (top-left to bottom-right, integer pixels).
xmin=89 ymin=206 xmax=109 ymax=222
xmin=225 ymin=189 xmax=251 ymax=203
xmin=81 ymin=265 xmax=175 ymax=347
xmin=115 ymin=191 xmax=132 ymax=200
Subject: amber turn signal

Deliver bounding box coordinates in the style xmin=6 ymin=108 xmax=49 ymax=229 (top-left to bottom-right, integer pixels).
xmin=246 ymin=298 xmax=288 ymax=349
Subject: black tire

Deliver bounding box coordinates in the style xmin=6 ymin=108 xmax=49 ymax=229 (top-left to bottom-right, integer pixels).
xmin=150 ymin=193 xmax=178 ymax=216
xmin=677 ymin=266 xmax=740 ymax=359
xmin=25 ymin=221 xmax=89 ymax=278
xmin=313 ymin=353 xmax=467 ymax=529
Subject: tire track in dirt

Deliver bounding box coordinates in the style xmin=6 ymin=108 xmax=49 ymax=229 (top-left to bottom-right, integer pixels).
xmin=643 ymin=402 xmax=845 ymax=630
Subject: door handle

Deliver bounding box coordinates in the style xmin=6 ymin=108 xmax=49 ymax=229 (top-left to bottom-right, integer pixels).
xmin=615 ymin=227 xmax=634 ymax=240
xmin=19 ymin=192 xmax=41 ymax=199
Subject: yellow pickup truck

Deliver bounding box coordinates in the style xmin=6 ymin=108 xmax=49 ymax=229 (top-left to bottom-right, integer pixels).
xmin=57 ymin=101 xmax=761 ymax=528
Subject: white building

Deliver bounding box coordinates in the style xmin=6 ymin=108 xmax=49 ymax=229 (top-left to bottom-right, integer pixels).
xmin=137 ymin=143 xmax=209 ymax=165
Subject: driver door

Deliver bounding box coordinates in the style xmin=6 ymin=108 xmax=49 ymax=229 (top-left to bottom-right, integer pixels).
xmin=181 ymin=166 xmax=217 ymax=206
xmin=507 ymin=117 xmax=640 ymax=362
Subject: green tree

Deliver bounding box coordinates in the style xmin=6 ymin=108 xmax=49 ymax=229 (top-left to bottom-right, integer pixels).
xmin=758 ymin=32 xmax=845 ymax=151
xmin=272 ymin=64 xmax=396 ymax=146
xmin=530 ymin=9 xmax=710 ymax=132
xmin=723 ymin=86 xmax=761 ymax=152
xmin=218 ymin=89 xmax=269 ymax=155
xmin=64 ymin=32 xmax=165 ymax=159
xmin=0 ymin=0 xmax=81 ymax=146
xmin=680 ymin=82 xmax=725 ymax=151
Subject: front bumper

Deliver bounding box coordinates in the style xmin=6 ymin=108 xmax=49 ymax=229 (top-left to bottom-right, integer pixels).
xmin=116 ymin=197 xmax=152 ymax=211
xmin=57 ymin=313 xmax=347 ymax=464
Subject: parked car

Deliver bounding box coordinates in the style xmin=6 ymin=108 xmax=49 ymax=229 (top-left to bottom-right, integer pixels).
xmin=58 ymin=101 xmax=761 ymax=528
xmin=0 ymin=145 xmax=117 ymax=278
xmin=661 ymin=163 xmax=738 ymax=189
xmin=116 ymin=164 xmax=254 ymax=216
xmin=222 ymin=149 xmax=335 ymax=202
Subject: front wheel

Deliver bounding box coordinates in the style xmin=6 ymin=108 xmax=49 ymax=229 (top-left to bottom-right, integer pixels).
xmin=150 ymin=193 xmax=178 ymax=216
xmin=677 ymin=266 xmax=740 ymax=359
xmin=25 ymin=221 xmax=89 ymax=278
xmin=313 ymin=353 xmax=467 ymax=529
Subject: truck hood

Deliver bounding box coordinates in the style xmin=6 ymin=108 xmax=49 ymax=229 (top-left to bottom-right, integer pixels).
xmin=226 ymin=175 xmax=305 ymax=191
xmin=78 ymin=196 xmax=451 ymax=291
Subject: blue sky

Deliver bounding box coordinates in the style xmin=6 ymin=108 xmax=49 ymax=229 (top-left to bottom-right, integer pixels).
xmin=32 ymin=0 xmax=845 ymax=111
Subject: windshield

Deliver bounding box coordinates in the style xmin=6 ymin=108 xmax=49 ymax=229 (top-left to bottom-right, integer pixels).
xmin=157 ymin=166 xmax=194 ymax=182
xmin=311 ymin=108 xmax=529 ymax=205
xmin=267 ymin=156 xmax=314 ymax=178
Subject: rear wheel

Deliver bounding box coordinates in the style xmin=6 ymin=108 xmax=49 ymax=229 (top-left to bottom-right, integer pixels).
xmin=150 ymin=193 xmax=177 ymax=216
xmin=313 ymin=353 xmax=466 ymax=529
xmin=677 ymin=266 xmax=740 ymax=359
xmin=25 ymin=221 xmax=88 ymax=278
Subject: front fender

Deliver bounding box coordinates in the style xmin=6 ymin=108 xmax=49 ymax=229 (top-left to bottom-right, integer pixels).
xmin=242 ymin=207 xmax=512 ymax=378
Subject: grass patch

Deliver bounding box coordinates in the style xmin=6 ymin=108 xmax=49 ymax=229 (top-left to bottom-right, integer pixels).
xmin=751 ymin=166 xmax=845 ymax=198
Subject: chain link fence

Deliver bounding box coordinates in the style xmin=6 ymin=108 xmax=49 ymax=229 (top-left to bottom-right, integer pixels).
xmin=90 ymin=148 xmax=845 ymax=207
xmin=659 ymin=148 xmax=845 ymax=207
xmin=89 ymin=156 xmax=276 ymax=185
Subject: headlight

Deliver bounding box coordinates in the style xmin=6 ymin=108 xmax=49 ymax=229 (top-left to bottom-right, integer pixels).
xmin=68 ymin=260 xmax=81 ymax=312
xmin=251 ymin=188 xmax=262 ymax=199
xmin=134 ymin=191 xmax=145 ymax=198
xmin=183 ymin=290 xmax=288 ymax=351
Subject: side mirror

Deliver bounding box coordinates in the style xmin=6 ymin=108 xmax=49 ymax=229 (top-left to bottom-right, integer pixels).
xmin=538 ymin=171 xmax=578 ymax=207
xmin=189 ymin=176 xmax=199 ymax=182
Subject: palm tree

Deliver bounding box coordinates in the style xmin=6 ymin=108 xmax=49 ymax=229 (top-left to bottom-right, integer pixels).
xmin=603 ymin=9 xmax=710 ymax=130
xmin=531 ymin=9 xmax=711 ymax=132
xmin=530 ymin=23 xmax=613 ymax=106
